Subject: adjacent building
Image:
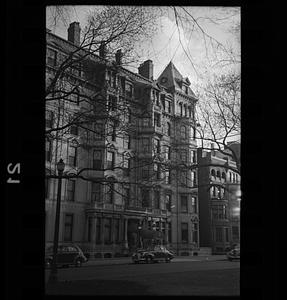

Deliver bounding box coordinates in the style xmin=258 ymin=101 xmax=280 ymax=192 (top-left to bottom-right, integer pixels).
xmin=45 ymin=22 xmax=200 ymax=258
xmin=197 ymin=144 xmax=241 ymax=254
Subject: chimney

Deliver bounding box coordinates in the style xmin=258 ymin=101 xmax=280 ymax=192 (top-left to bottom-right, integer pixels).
xmin=115 ymin=49 xmax=123 ymax=65
xmin=210 ymin=143 xmax=215 ymax=156
xmin=68 ymin=22 xmax=81 ymax=46
xmin=138 ymin=60 xmax=153 ymax=80
xmin=99 ymin=42 xmax=107 ymax=59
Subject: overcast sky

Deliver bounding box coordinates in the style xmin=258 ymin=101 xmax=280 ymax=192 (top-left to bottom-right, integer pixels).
xmin=46 ymin=6 xmax=240 ymax=89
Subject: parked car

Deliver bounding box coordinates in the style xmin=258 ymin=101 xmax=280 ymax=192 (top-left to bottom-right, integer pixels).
xmin=45 ymin=244 xmax=88 ymax=268
xmin=132 ymin=245 xmax=174 ymax=264
xmin=226 ymin=245 xmax=240 ymax=261
xmin=225 ymin=243 xmax=240 ymax=253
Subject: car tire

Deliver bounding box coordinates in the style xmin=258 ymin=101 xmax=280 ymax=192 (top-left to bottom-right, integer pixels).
xmin=75 ymin=259 xmax=82 ymax=267
xmin=165 ymin=258 xmax=171 ymax=263
xmin=146 ymin=256 xmax=153 ymax=264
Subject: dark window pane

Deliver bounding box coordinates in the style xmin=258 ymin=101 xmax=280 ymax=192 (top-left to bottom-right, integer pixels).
xmin=91 ymin=182 xmax=101 ymax=202
xmin=67 ymin=180 xmax=75 ymax=201
xmin=142 ymin=189 xmax=150 ymax=208
xmin=181 ymin=195 xmax=188 ymax=212
xmin=154 ymin=191 xmax=160 ymax=209
xmin=64 ymin=214 xmax=73 ymax=241
xmin=181 ymin=223 xmax=188 ymax=243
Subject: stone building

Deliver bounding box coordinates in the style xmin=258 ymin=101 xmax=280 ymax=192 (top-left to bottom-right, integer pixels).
xmin=197 ymin=145 xmax=241 ymax=254
xmin=45 ymin=22 xmax=199 ymax=258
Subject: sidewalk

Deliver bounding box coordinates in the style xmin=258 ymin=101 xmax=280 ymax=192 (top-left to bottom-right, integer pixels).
xmin=84 ymin=255 xmax=227 ymax=267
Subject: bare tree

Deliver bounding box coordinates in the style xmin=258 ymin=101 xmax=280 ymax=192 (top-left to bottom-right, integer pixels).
xmin=163 ymin=6 xmax=241 ymax=173
xmin=46 ymin=6 xmax=158 ymax=137
xmin=46 ymin=5 xmax=241 ymax=200
xmin=46 ymin=6 xmax=74 ymax=32
xmin=168 ymin=6 xmax=240 ymax=74
xmin=196 ymin=70 xmax=241 ymax=172
xmin=82 ymin=6 xmax=158 ymax=66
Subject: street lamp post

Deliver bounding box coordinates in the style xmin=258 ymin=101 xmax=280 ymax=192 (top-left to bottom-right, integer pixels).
xmin=138 ymin=222 xmax=142 ymax=248
xmin=48 ymin=159 xmax=65 ymax=284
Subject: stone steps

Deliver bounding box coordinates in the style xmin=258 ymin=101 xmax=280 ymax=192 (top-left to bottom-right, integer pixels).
xmin=197 ymin=247 xmax=212 ymax=256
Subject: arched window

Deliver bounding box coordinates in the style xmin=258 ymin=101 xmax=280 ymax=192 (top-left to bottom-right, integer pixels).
xmin=71 ymin=87 xmax=80 ymax=106
xmin=221 ymin=187 xmax=225 ymax=198
xmin=184 ymin=104 xmax=188 ymax=117
xmin=180 ymin=125 xmax=186 ymax=138
xmin=222 ymin=172 xmax=226 ymax=182
xmin=180 ymin=149 xmax=187 ymax=162
xmin=211 ymin=186 xmax=216 ymax=196
xmin=190 ymin=127 xmax=194 ymax=140
xmin=167 ymin=122 xmax=171 ymax=136
xmin=217 ymin=187 xmax=221 ymax=198
xmin=179 ymin=103 xmax=183 ymax=116
xmin=211 ymin=169 xmax=216 ymax=178
xmin=188 ymin=106 xmax=192 ymax=118
xmin=189 ymin=126 xmax=196 ymax=140
xmin=216 ymin=170 xmax=221 ymax=178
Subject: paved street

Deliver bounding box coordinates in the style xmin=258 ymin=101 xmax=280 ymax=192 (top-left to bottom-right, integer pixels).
xmin=45 ymin=256 xmax=240 ymax=295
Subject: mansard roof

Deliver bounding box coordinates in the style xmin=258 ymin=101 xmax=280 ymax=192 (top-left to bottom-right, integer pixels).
xmin=157 ymin=61 xmax=196 ymax=98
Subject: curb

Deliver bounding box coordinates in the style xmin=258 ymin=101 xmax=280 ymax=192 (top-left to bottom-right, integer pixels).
xmin=83 ymin=255 xmax=227 ymax=267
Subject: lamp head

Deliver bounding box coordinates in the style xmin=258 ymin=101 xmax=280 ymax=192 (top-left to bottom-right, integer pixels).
xmin=57 ymin=159 xmax=65 ymax=173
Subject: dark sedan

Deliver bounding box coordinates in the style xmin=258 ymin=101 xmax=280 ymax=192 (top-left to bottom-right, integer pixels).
xmin=45 ymin=243 xmax=88 ymax=268
xmin=226 ymin=247 xmax=240 ymax=261
xmin=132 ymin=245 xmax=174 ymax=264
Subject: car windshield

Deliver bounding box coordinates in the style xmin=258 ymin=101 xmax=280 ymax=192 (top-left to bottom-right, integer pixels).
xmin=143 ymin=246 xmax=167 ymax=252
xmin=46 ymin=245 xmax=78 ymax=252
xmin=135 ymin=249 xmax=144 ymax=253
xmin=154 ymin=246 xmax=168 ymax=251
xmin=46 ymin=245 xmax=62 ymax=252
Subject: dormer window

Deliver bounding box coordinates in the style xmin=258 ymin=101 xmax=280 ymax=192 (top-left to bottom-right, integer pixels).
xmin=167 ymin=100 xmax=171 ymax=113
xmin=160 ymin=94 xmax=165 ymax=110
xmin=185 ymin=85 xmax=188 ymax=95
xmin=126 ymin=83 xmax=132 ymax=98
